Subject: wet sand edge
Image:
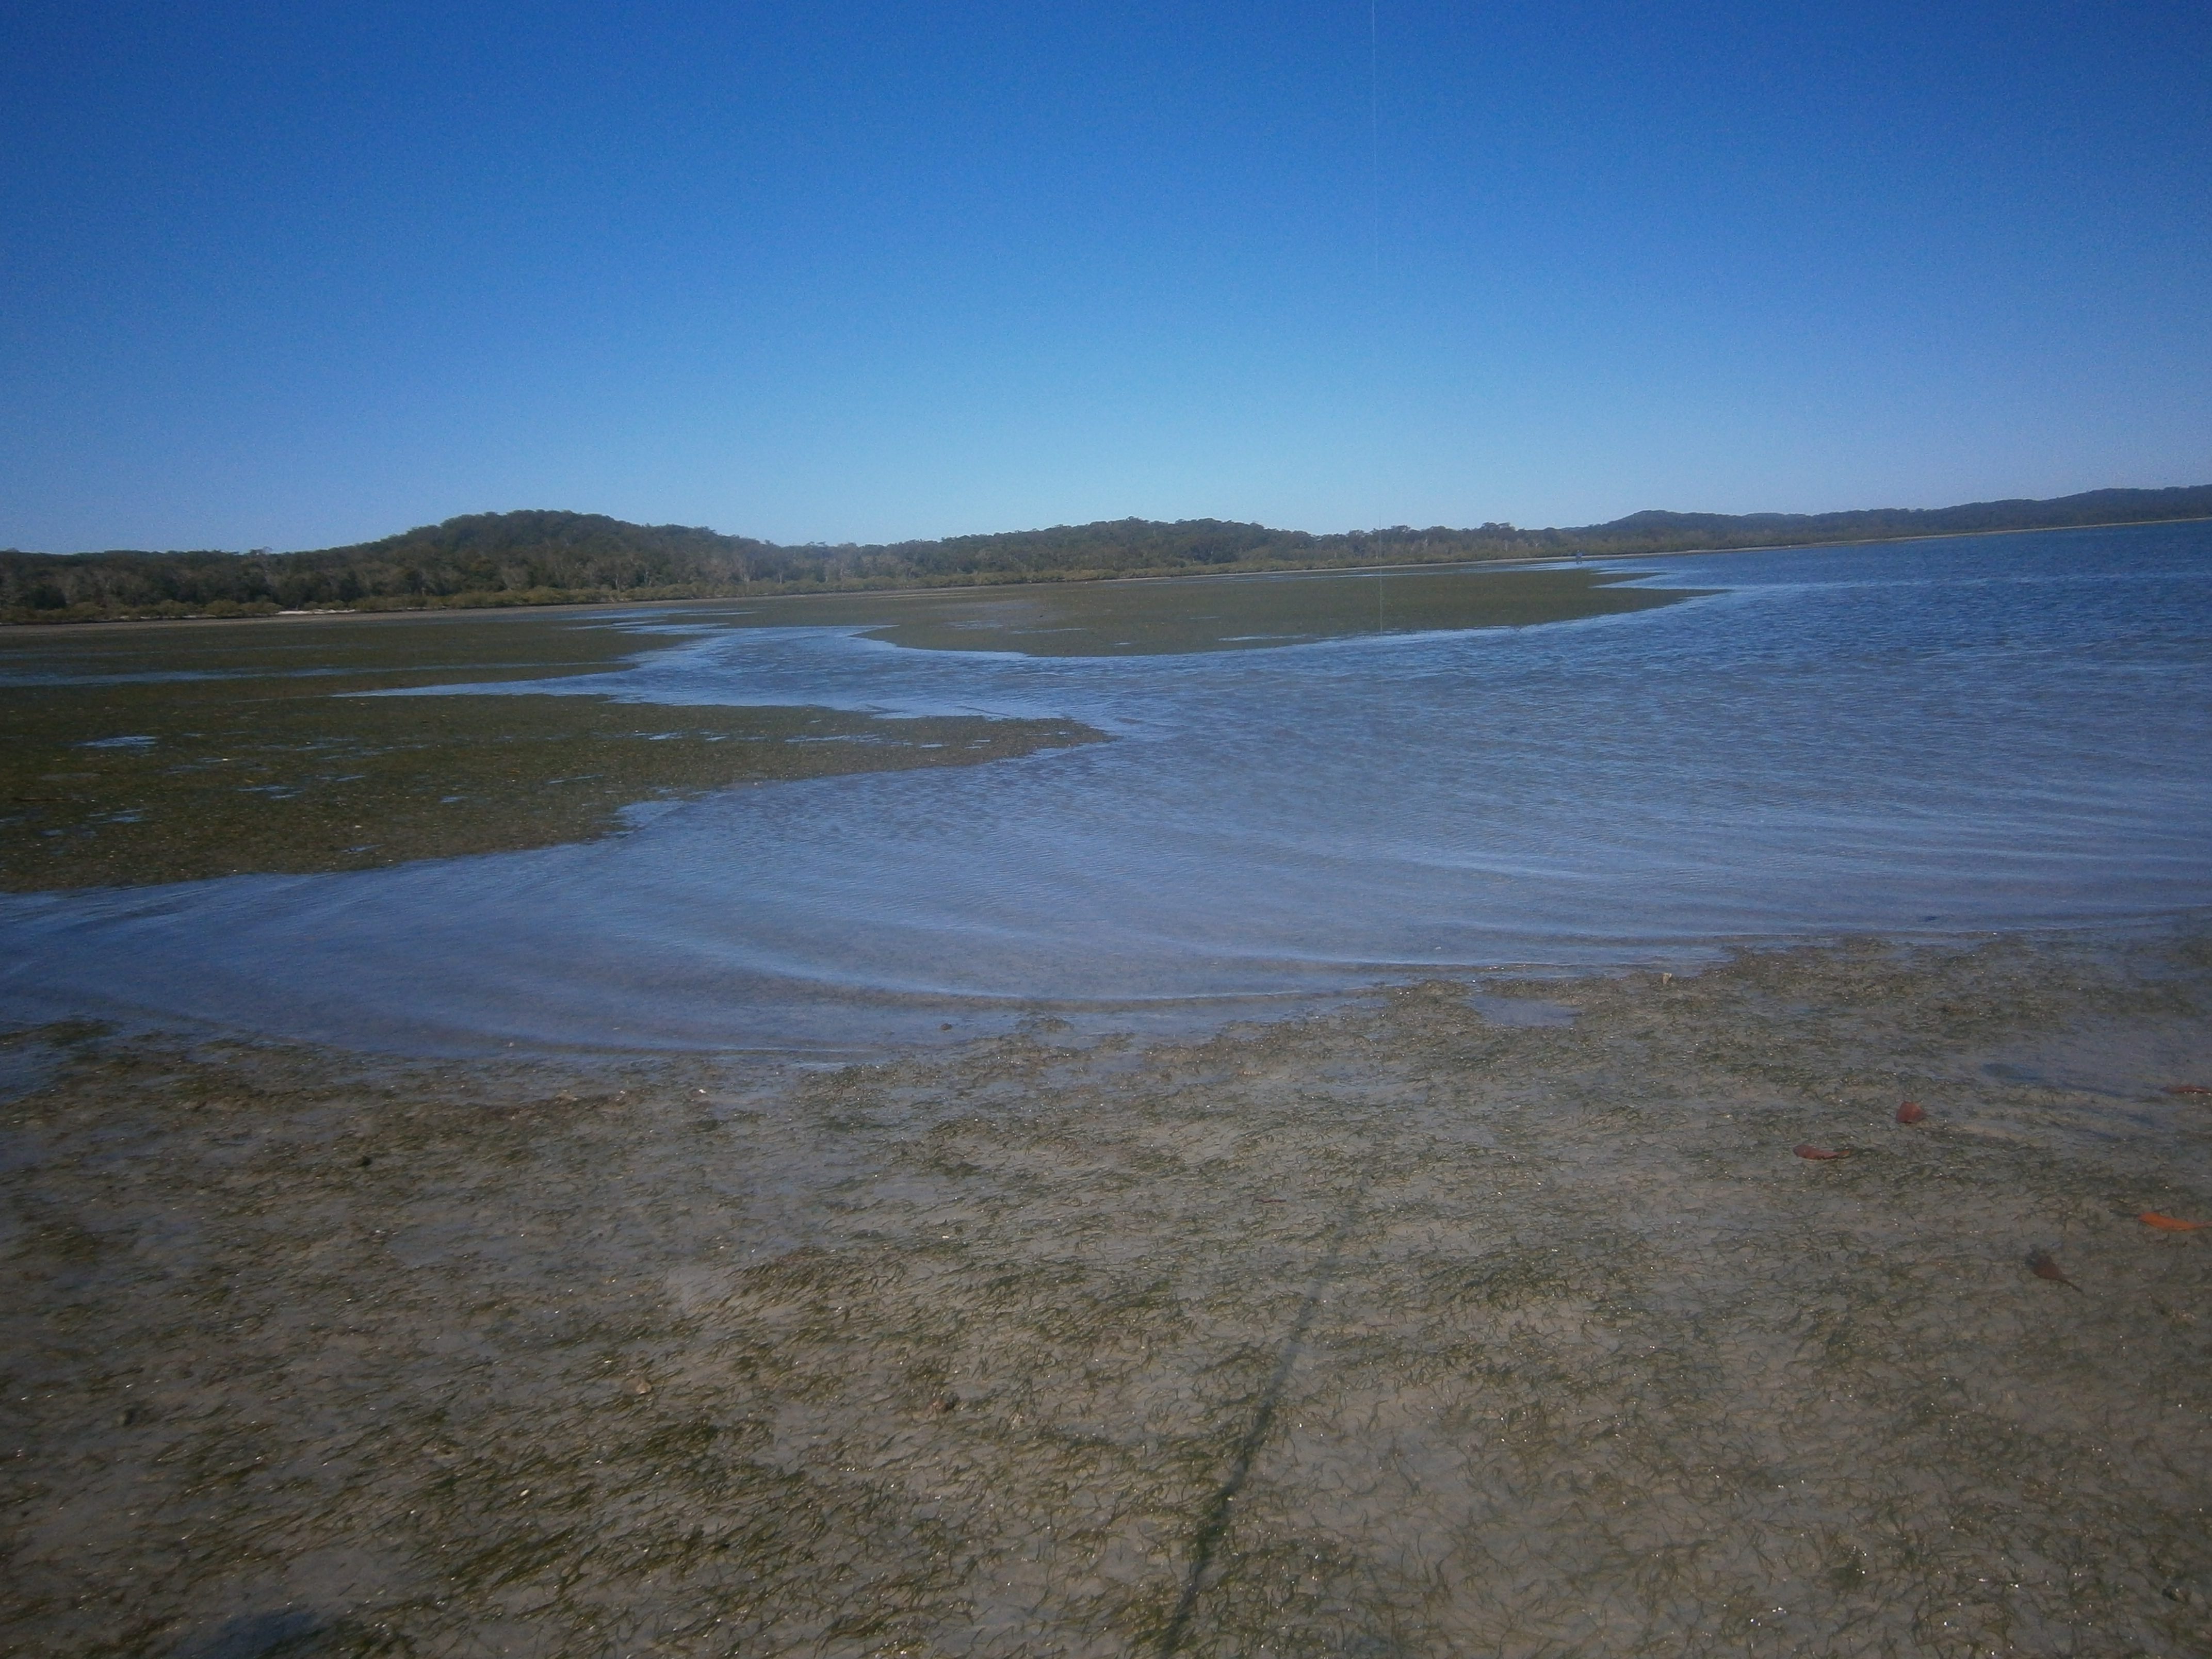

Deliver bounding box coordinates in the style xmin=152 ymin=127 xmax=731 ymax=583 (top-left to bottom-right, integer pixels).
xmin=4 ymin=927 xmax=2210 ymax=1656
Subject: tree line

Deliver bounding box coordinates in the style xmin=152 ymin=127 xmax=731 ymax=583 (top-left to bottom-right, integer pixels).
xmin=5 ymin=485 xmax=2208 ymax=624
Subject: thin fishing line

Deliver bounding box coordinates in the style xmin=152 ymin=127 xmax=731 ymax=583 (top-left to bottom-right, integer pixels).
xmin=1369 ymin=0 xmax=1380 ymax=281
xmin=1365 ymin=0 xmax=1383 ymax=528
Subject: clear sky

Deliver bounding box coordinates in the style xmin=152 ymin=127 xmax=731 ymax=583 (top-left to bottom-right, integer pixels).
xmin=3 ymin=1 xmax=2208 ymax=551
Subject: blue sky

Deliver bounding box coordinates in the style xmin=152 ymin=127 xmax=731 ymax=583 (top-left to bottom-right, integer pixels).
xmin=3 ymin=1 xmax=2207 ymax=550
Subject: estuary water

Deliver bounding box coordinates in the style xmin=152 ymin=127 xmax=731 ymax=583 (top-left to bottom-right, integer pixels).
xmin=6 ymin=522 xmax=2210 ymax=1053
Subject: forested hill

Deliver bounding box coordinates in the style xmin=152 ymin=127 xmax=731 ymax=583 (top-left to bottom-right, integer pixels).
xmin=6 ymin=484 xmax=2209 ymax=623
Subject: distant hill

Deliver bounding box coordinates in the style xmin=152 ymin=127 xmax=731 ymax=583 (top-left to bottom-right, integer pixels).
xmin=6 ymin=484 xmax=2209 ymax=623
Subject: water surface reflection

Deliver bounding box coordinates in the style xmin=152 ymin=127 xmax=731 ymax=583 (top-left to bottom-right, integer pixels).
xmin=4 ymin=523 xmax=2208 ymax=1053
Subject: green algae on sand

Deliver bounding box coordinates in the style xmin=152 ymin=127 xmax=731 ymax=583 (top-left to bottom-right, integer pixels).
xmin=0 ymin=606 xmax=1102 ymax=891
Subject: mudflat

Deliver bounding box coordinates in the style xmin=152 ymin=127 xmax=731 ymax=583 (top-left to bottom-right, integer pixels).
xmin=6 ymin=929 xmax=2208 ymax=1657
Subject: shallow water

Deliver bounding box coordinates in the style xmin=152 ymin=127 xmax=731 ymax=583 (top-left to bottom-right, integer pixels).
xmin=5 ymin=523 xmax=2210 ymax=1052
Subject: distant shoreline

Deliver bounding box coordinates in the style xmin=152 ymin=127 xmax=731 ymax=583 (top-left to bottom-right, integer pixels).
xmin=8 ymin=509 xmax=2208 ymax=632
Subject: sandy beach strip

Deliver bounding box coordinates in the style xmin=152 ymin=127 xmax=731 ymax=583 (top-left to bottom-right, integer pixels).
xmin=4 ymin=927 xmax=2210 ymax=1656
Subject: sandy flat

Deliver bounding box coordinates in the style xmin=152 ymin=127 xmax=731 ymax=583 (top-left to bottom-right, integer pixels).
xmin=4 ymin=929 xmax=2210 ymax=1657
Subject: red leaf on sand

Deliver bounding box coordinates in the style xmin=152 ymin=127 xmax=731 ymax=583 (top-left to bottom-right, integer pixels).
xmin=2139 ymin=1212 xmax=2210 ymax=1231
xmin=1794 ymin=1144 xmax=1848 ymax=1160
xmin=1896 ymin=1100 xmax=1927 ymax=1124
xmin=2164 ymin=1084 xmax=2212 ymax=1096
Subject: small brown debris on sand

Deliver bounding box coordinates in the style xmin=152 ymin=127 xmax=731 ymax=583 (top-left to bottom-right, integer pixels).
xmin=2163 ymin=1083 xmax=2211 ymax=1096
xmin=2026 ymin=1248 xmax=2083 ymax=1290
xmin=1794 ymin=1144 xmax=1849 ymax=1160
xmin=2139 ymin=1212 xmax=2211 ymax=1232
xmin=1896 ymin=1100 xmax=1927 ymax=1124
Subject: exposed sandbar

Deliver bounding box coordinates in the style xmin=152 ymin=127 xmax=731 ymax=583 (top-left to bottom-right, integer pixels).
xmin=738 ymin=563 xmax=1702 ymax=656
